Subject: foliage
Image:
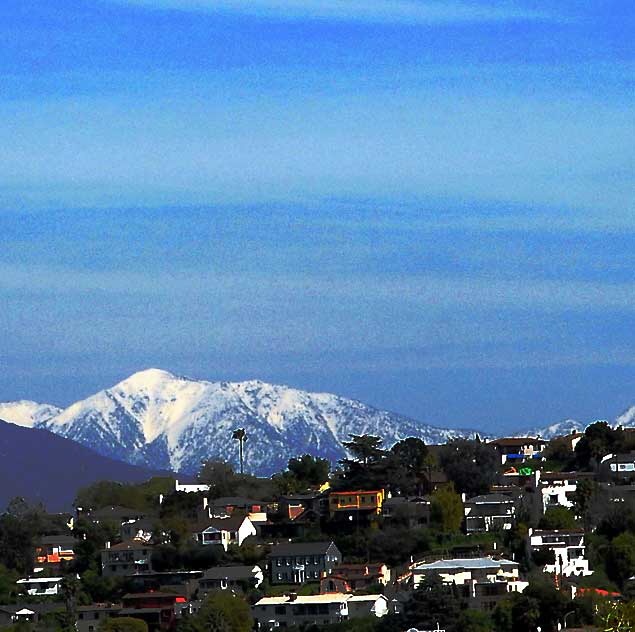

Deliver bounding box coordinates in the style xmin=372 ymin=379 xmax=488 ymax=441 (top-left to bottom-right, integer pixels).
xmin=179 ymin=591 xmax=252 ymax=632
xmin=457 ymin=609 xmax=494 ymax=632
xmin=198 ymin=460 xmax=275 ymax=500
xmin=607 ymin=531 xmax=635 ymax=587
xmin=288 ymin=455 xmax=330 ymax=486
xmin=439 ymin=439 xmax=498 ymax=497
xmin=430 ymin=483 xmax=463 ymax=533
xmin=538 ymin=506 xmax=577 ymax=530
xmin=100 ymin=617 xmax=149 ymax=632
xmin=597 ymin=600 xmax=635 ymax=631
xmin=398 ymin=575 xmax=463 ymax=632
xmin=75 ymin=478 xmax=173 ymax=513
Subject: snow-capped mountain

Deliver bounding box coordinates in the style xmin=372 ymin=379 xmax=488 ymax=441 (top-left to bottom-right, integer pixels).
xmin=515 ymin=419 xmax=586 ymax=440
xmin=0 ymin=400 xmax=62 ymax=428
xmin=36 ymin=369 xmax=473 ymax=475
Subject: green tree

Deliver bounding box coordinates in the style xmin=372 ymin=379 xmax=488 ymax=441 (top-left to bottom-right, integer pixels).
xmin=287 ymin=454 xmax=330 ymax=486
xmin=575 ymin=421 xmax=616 ymax=469
xmin=439 ymin=439 xmax=498 ymax=497
xmin=387 ymin=438 xmax=429 ymax=495
xmin=538 ymin=507 xmax=577 ymax=530
xmin=100 ymin=617 xmax=149 ymax=632
xmin=430 ymin=483 xmax=463 ymax=534
xmin=598 ymin=600 xmax=635 ymax=631
xmin=457 ymin=609 xmax=494 ymax=632
xmin=180 ymin=591 xmax=252 ymax=632
xmin=400 ymin=575 xmax=463 ymax=632
xmin=607 ymin=532 xmax=635 ymax=587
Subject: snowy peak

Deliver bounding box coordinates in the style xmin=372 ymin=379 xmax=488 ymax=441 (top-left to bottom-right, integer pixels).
xmin=0 ymin=400 xmax=61 ymax=428
xmin=516 ymin=418 xmax=586 ymax=440
xmin=616 ymin=406 xmax=635 ymax=428
xmin=38 ymin=369 xmax=472 ymax=475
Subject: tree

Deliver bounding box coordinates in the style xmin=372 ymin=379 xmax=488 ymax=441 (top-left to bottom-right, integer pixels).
xmin=399 ymin=575 xmax=463 ymax=632
xmin=439 ymin=439 xmax=498 ymax=497
xmin=607 ymin=532 xmax=635 ymax=587
xmin=61 ymin=574 xmax=80 ymax=632
xmin=598 ymin=600 xmax=635 ymax=631
xmin=430 ymin=483 xmax=463 ymax=534
xmin=457 ymin=609 xmax=494 ymax=632
xmin=232 ymin=429 xmax=247 ymax=475
xmin=387 ymin=438 xmax=429 ymax=495
xmin=287 ymin=454 xmax=330 ymax=486
xmin=342 ymin=435 xmax=386 ymax=466
xmin=100 ymin=618 xmax=149 ymax=632
xmin=180 ymin=591 xmax=252 ymax=632
xmin=538 ymin=507 xmax=577 ymax=530
xmin=575 ymin=421 xmax=616 ymax=469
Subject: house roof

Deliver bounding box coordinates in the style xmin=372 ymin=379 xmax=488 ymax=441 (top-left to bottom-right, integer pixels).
xmin=39 ymin=534 xmax=78 ymax=545
xmin=268 ymin=541 xmax=338 ymax=557
xmin=413 ymin=557 xmax=517 ymax=572
xmin=329 ymin=490 xmax=383 ymax=496
xmin=466 ymin=493 xmax=516 ymax=504
xmin=255 ymin=593 xmax=384 ymax=606
xmin=106 ymin=540 xmax=153 ymax=551
xmin=202 ymin=566 xmax=261 ymax=580
xmin=90 ymin=506 xmax=146 ymax=520
xmin=194 ymin=515 xmax=250 ymax=533
xmin=208 ymin=497 xmax=266 ymax=507
xmin=122 ymin=592 xmax=184 ymax=600
xmin=490 ymin=437 xmax=546 ymax=447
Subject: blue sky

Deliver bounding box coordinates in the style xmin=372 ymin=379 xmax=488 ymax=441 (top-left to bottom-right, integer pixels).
xmin=1 ymin=1 xmax=634 ymax=432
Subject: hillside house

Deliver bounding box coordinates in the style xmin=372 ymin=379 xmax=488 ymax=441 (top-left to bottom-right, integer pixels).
xmin=489 ymin=437 xmax=548 ymax=465
xmin=320 ymin=563 xmax=391 ymax=593
xmin=382 ymin=496 xmax=430 ymax=527
xmin=463 ymin=493 xmax=516 ymax=532
xmin=16 ymin=577 xmax=64 ymax=597
xmin=205 ymin=497 xmax=268 ymax=525
xmin=34 ymin=534 xmax=77 ymax=571
xmin=252 ymin=593 xmax=388 ymax=630
xmin=192 ymin=515 xmax=256 ymax=551
xmin=410 ymin=557 xmax=527 ymax=611
xmin=528 ymin=529 xmax=593 ymax=577
xmin=198 ymin=565 xmax=264 ymax=593
xmin=268 ymin=541 xmax=341 ymax=584
xmin=87 ymin=506 xmax=148 ymax=525
xmin=328 ymin=490 xmax=385 ymax=521
xmin=538 ymin=471 xmax=594 ymax=513
xmin=101 ymin=541 xmax=154 ymax=577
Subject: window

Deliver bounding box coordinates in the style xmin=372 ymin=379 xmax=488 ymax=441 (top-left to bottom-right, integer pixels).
xmin=277 ymin=573 xmax=283 ymax=580
xmin=277 ymin=559 xmax=282 ymax=566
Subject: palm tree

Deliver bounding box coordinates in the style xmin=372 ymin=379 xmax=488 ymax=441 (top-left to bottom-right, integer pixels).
xmin=232 ymin=428 xmax=247 ymax=474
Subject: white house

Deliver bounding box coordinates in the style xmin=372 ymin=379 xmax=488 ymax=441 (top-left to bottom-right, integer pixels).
xmin=193 ymin=515 xmax=256 ymax=551
xmin=17 ymin=577 xmax=64 ymax=596
xmin=410 ymin=557 xmax=527 ymax=611
xmin=528 ymin=529 xmax=593 ymax=577
xmin=252 ymin=593 xmax=388 ymax=630
xmin=489 ymin=437 xmax=548 ymax=466
xmin=175 ymin=480 xmax=211 ymax=494
xmin=537 ymin=471 xmax=594 ymax=514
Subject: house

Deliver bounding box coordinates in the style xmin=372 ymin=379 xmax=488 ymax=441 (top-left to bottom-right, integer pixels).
xmin=320 ymin=563 xmax=391 ymax=593
xmin=382 ymin=496 xmax=430 ymax=527
xmin=17 ymin=577 xmax=64 ymax=596
xmin=126 ymin=570 xmax=203 ymax=599
xmin=76 ymin=605 xmax=122 ymax=632
xmin=121 ymin=518 xmax=161 ymax=543
xmin=192 ymin=515 xmax=256 ymax=551
xmin=328 ymin=490 xmax=385 ymax=520
xmin=88 ymin=506 xmax=148 ymax=525
xmin=0 ymin=604 xmax=63 ymax=628
xmin=489 ymin=437 xmax=548 ymax=465
xmin=277 ymin=493 xmax=329 ymax=521
xmin=537 ymin=471 xmax=595 ymax=513
xmin=252 ymin=593 xmax=388 ymax=630
xmin=528 ymin=529 xmax=593 ymax=577
xmin=34 ymin=534 xmax=78 ymax=571
xmin=175 ymin=480 xmax=210 ymax=494
xmin=463 ymin=493 xmax=516 ymax=532
xmin=205 ymin=497 xmax=268 ymax=525
xmin=600 ymin=452 xmax=635 ymax=481
xmin=101 ymin=541 xmax=154 ymax=577
xmin=268 ymin=541 xmax=341 ymax=584
xmin=198 ymin=565 xmax=264 ymax=593
xmin=410 ymin=557 xmax=527 ymax=611
xmin=77 ymin=594 xmax=185 ymax=632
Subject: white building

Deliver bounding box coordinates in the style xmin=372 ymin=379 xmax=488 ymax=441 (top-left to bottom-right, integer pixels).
xmin=410 ymin=557 xmax=527 ymax=611
xmin=252 ymin=593 xmax=388 ymax=630
xmin=175 ymin=480 xmax=211 ymax=494
xmin=537 ymin=471 xmax=594 ymax=514
xmin=528 ymin=529 xmax=593 ymax=577
xmin=193 ymin=515 xmax=256 ymax=551
xmin=17 ymin=577 xmax=64 ymax=596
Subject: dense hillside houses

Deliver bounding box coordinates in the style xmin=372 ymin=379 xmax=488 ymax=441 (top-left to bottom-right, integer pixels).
xmin=3 ymin=421 xmax=635 ymax=631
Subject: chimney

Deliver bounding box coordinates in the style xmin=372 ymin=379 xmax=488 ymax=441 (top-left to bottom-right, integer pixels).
xmin=105 ymin=541 xmax=111 ymax=549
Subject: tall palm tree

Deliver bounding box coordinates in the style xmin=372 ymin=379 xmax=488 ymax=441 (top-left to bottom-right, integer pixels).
xmin=232 ymin=428 xmax=247 ymax=474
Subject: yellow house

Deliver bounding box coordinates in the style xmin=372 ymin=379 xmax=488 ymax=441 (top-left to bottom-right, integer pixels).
xmin=328 ymin=490 xmax=385 ymax=517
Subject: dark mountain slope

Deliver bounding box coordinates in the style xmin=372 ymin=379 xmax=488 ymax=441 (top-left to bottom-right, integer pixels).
xmin=0 ymin=419 xmax=171 ymax=511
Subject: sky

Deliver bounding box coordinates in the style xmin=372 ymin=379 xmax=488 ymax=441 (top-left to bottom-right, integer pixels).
xmin=1 ymin=0 xmax=634 ymax=433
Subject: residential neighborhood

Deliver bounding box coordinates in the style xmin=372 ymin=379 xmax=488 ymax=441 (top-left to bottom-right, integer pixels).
xmin=1 ymin=424 xmax=635 ymax=632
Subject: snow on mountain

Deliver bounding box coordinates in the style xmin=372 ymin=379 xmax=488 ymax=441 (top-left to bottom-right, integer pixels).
xmin=39 ymin=368 xmax=474 ymax=476
xmin=616 ymin=406 xmax=635 ymax=428
xmin=514 ymin=418 xmax=586 ymax=439
xmin=0 ymin=400 xmax=61 ymax=428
